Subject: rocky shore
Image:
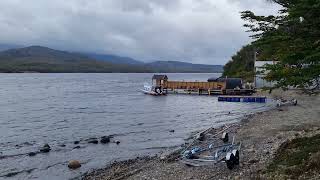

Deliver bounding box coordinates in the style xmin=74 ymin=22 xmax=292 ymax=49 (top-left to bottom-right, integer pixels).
xmin=83 ymin=90 xmax=320 ymax=180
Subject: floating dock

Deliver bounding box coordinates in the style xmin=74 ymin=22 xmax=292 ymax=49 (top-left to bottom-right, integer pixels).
xmin=218 ymin=96 xmax=266 ymax=103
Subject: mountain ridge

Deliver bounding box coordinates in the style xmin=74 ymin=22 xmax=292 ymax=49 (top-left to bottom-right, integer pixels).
xmin=0 ymin=45 xmax=223 ymax=73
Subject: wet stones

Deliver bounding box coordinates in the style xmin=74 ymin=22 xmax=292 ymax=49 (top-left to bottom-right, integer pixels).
xmin=196 ymin=133 xmax=205 ymax=141
xmin=73 ymin=146 xmax=81 ymax=149
xmin=86 ymin=136 xmax=115 ymax=145
xmin=68 ymin=160 xmax=81 ymax=169
xmin=28 ymin=152 xmax=37 ymax=157
xmin=87 ymin=138 xmax=98 ymax=144
xmin=100 ymin=136 xmax=111 ymax=144
xmin=40 ymin=144 xmax=51 ymax=153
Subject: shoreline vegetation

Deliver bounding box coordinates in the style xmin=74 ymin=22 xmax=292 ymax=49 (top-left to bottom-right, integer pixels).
xmin=83 ymin=89 xmax=320 ymax=180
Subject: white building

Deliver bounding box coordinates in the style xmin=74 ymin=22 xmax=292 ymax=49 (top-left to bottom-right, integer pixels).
xmin=254 ymin=61 xmax=277 ymax=88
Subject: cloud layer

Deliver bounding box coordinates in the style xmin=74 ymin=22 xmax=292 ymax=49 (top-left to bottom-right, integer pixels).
xmin=0 ymin=0 xmax=279 ymax=64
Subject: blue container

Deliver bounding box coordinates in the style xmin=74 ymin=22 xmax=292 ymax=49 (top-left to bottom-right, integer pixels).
xmin=234 ymin=97 xmax=240 ymax=102
xmin=260 ymin=98 xmax=266 ymax=103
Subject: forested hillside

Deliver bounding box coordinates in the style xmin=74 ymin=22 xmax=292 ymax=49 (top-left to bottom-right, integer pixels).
xmin=223 ymin=44 xmax=255 ymax=81
xmin=147 ymin=61 xmax=223 ymax=73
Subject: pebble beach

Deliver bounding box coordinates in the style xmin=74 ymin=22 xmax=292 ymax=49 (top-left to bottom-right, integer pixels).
xmin=83 ymin=89 xmax=320 ymax=180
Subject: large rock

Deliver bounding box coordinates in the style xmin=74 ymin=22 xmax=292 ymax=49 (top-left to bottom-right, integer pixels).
xmin=100 ymin=136 xmax=111 ymax=144
xmin=87 ymin=138 xmax=98 ymax=144
xmin=68 ymin=160 xmax=81 ymax=169
xmin=28 ymin=152 xmax=37 ymax=157
xmin=40 ymin=144 xmax=51 ymax=153
xmin=73 ymin=146 xmax=81 ymax=149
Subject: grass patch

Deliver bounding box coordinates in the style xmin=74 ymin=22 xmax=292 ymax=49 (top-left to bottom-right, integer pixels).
xmin=267 ymin=134 xmax=320 ymax=178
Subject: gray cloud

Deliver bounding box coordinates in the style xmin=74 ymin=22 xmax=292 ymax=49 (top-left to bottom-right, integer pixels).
xmin=0 ymin=0 xmax=279 ymax=64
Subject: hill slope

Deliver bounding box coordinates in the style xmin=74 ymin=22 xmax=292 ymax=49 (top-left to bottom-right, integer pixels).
xmin=0 ymin=46 xmax=223 ymax=73
xmin=0 ymin=46 xmax=151 ymax=73
xmin=86 ymin=53 xmax=143 ymax=65
xmin=146 ymin=61 xmax=223 ymax=73
xmin=85 ymin=53 xmax=223 ymax=73
xmin=223 ymin=44 xmax=255 ymax=81
xmin=0 ymin=44 xmax=23 ymax=52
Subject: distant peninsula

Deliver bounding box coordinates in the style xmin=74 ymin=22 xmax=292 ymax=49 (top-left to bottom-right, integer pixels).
xmin=0 ymin=46 xmax=223 ymax=73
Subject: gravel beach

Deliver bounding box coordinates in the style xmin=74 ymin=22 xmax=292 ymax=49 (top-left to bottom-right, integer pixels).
xmin=83 ymin=90 xmax=320 ymax=180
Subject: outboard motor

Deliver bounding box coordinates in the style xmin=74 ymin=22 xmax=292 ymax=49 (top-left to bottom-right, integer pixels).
xmin=155 ymin=87 xmax=162 ymax=94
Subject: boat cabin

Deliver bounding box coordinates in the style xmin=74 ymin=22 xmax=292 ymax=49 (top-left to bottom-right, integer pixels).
xmin=152 ymin=75 xmax=168 ymax=87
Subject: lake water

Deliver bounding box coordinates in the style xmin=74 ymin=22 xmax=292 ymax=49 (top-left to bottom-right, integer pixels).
xmin=0 ymin=73 xmax=274 ymax=180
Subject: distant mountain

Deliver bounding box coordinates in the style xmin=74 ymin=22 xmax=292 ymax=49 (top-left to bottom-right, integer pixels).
xmin=85 ymin=54 xmax=223 ymax=73
xmin=0 ymin=46 xmax=223 ymax=73
xmin=0 ymin=44 xmax=23 ymax=51
xmin=0 ymin=46 xmax=151 ymax=73
xmin=145 ymin=61 xmax=223 ymax=73
xmin=86 ymin=53 xmax=143 ymax=65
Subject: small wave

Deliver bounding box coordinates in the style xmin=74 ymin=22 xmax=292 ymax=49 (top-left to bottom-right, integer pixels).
xmin=0 ymin=168 xmax=36 ymax=178
xmin=138 ymin=145 xmax=181 ymax=151
xmin=0 ymin=152 xmax=28 ymax=160
xmin=109 ymin=130 xmax=149 ymax=137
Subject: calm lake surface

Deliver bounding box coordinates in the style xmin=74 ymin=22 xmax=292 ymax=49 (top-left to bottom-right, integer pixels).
xmin=0 ymin=73 xmax=274 ymax=180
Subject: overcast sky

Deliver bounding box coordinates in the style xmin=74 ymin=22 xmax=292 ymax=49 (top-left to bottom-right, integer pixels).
xmin=0 ymin=0 xmax=279 ymax=65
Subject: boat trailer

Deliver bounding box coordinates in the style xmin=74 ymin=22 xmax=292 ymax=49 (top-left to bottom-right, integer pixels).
xmin=180 ymin=127 xmax=241 ymax=170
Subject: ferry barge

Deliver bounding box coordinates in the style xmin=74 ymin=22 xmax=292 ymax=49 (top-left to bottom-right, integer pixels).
xmin=145 ymin=75 xmax=255 ymax=96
